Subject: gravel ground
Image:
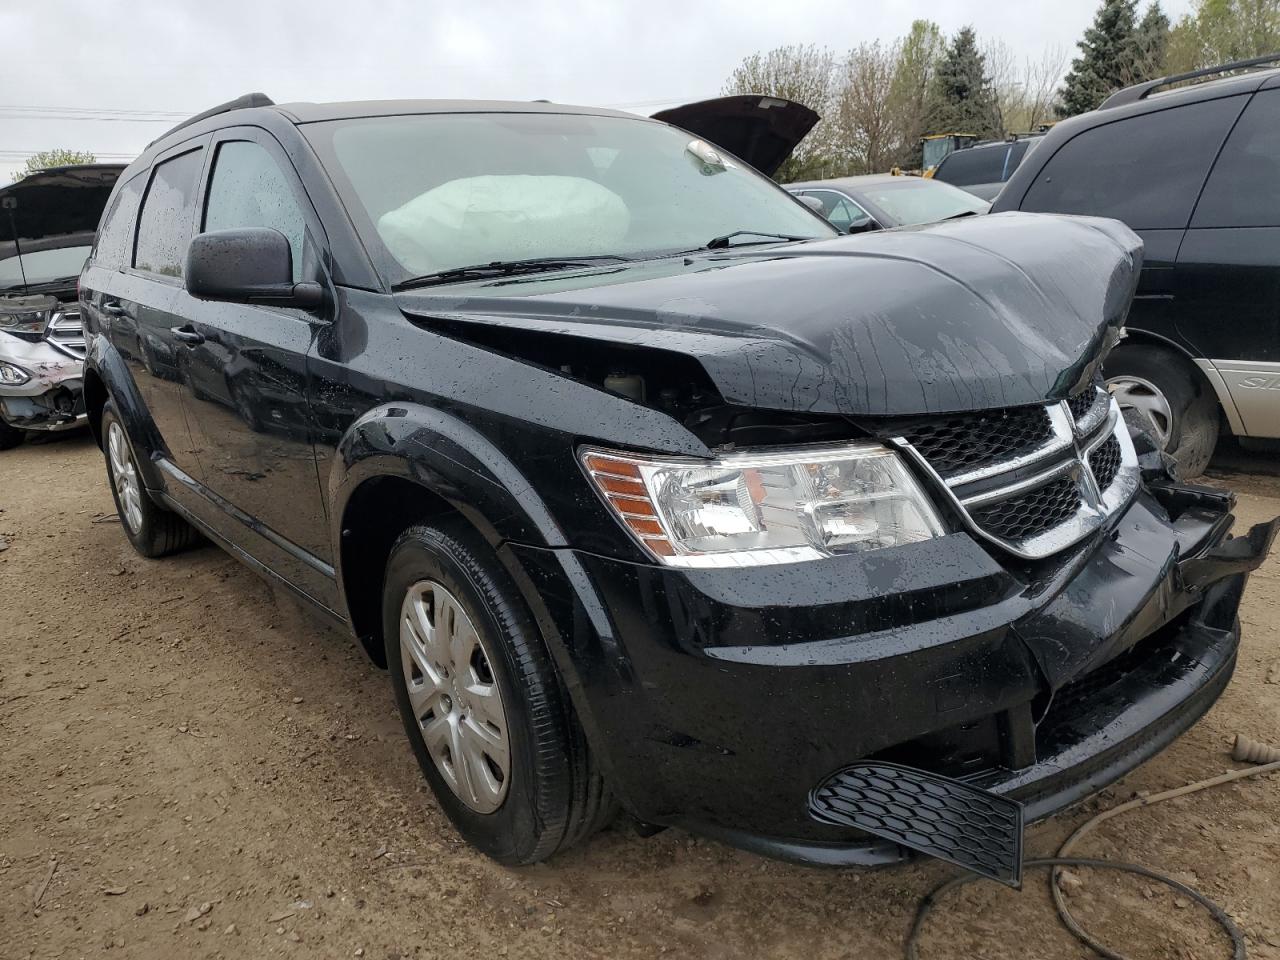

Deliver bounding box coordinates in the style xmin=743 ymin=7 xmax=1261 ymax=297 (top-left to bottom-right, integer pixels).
xmin=2 ymin=432 xmax=1279 ymax=960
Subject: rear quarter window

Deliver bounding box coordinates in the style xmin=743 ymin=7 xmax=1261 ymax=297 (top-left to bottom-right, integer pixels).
xmin=1192 ymin=89 xmax=1280 ymax=228
xmin=92 ymin=174 xmax=145 ymax=269
xmin=1018 ymin=96 xmax=1246 ymax=229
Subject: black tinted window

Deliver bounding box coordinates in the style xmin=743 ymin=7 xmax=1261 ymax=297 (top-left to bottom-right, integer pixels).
xmin=1193 ymin=90 xmax=1280 ymax=227
xmin=92 ymin=174 xmax=144 ymax=269
xmin=134 ymin=149 xmax=203 ymax=278
xmin=935 ymin=146 xmax=1008 ymax=186
xmin=204 ymin=141 xmax=306 ymax=281
xmin=1020 ymin=97 xmax=1245 ymax=229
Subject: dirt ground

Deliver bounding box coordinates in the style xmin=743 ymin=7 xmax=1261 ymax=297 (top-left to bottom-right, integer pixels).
xmin=2 ymin=433 xmax=1279 ymax=960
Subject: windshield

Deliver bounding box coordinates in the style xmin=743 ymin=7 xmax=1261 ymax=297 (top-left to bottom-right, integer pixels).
xmin=0 ymin=245 xmax=92 ymax=288
xmin=857 ymin=180 xmax=990 ymax=226
xmin=306 ymin=112 xmax=835 ymax=282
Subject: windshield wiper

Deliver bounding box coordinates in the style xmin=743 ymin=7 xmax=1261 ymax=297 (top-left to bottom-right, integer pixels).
xmin=940 ymin=211 xmax=981 ymax=221
xmin=393 ymin=255 xmax=630 ymax=290
xmin=704 ymin=230 xmax=810 ymax=250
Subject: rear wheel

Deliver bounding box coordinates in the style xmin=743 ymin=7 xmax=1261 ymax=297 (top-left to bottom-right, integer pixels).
xmin=383 ymin=521 xmax=615 ymax=864
xmin=0 ymin=418 xmax=24 ymax=451
xmin=1104 ymin=345 xmax=1219 ymax=478
xmin=101 ymin=402 xmax=201 ymax=557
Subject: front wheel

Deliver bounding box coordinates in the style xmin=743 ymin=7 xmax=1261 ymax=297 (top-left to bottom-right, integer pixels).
xmin=1104 ymin=345 xmax=1219 ymax=478
xmin=383 ymin=521 xmax=614 ymax=865
xmin=100 ymin=402 xmax=201 ymax=557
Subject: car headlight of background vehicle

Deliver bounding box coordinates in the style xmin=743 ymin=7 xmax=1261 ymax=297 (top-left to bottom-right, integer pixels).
xmin=0 ymin=360 xmax=31 ymax=385
xmin=581 ymin=443 xmax=945 ymax=567
xmin=0 ymin=307 xmax=51 ymax=336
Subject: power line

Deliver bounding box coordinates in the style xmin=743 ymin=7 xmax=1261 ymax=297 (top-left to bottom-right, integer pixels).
xmin=0 ymin=104 xmax=190 ymax=117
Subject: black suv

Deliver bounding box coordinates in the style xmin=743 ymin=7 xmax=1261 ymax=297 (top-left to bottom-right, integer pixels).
xmin=994 ymin=56 xmax=1280 ymax=476
xmin=80 ymin=93 xmax=1276 ymax=883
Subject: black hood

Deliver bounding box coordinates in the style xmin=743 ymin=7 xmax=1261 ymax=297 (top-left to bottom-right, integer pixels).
xmin=651 ymin=96 xmax=819 ymax=177
xmin=397 ymin=213 xmax=1143 ymax=419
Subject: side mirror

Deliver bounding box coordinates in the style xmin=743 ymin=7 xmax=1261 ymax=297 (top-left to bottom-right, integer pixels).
xmin=185 ymin=228 xmax=323 ymax=309
xmin=796 ymin=194 xmax=825 ymax=214
xmin=847 ymin=219 xmax=879 ymax=235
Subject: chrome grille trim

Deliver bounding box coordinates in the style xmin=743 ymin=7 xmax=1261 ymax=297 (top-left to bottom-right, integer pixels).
xmin=894 ymin=396 xmax=1140 ymax=560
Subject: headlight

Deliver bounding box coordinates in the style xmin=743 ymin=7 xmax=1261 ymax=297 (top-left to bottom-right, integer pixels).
xmin=0 ymin=309 xmax=51 ymax=335
xmin=581 ymin=443 xmax=945 ymax=567
xmin=0 ymin=361 xmax=31 ymax=385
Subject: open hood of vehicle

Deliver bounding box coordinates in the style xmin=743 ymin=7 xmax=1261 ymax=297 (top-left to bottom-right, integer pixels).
xmin=651 ymin=95 xmax=819 ymax=177
xmin=0 ymin=164 xmax=124 ymax=248
xmin=396 ymin=213 xmax=1143 ymax=419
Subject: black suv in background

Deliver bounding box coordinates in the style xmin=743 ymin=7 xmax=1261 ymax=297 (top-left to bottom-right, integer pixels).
xmin=79 ymin=93 xmax=1275 ymax=884
xmin=931 ymin=135 xmax=1042 ymax=201
xmin=994 ymin=56 xmax=1280 ymax=476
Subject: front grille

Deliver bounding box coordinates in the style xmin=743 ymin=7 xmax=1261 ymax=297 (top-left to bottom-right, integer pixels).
xmin=1089 ymin=435 xmax=1122 ymax=491
xmin=970 ymin=475 xmax=1082 ymax=540
xmin=890 ymin=394 xmax=1139 ymax=559
xmin=44 ymin=308 xmax=86 ymax=360
xmin=897 ymin=406 xmax=1051 ymax=477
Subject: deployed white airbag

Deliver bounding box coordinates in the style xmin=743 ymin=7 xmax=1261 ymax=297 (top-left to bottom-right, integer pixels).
xmin=377 ymin=175 xmax=630 ymax=274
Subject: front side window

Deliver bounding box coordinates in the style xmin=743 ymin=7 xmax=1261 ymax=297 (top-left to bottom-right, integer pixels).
xmin=134 ymin=148 xmax=204 ymax=279
xmin=203 ymin=140 xmax=306 ymax=281
xmin=1020 ymin=97 xmax=1246 ymax=229
xmin=93 ymin=174 xmax=145 ymax=270
xmin=306 ymin=112 xmax=835 ymax=282
xmin=805 ymin=190 xmax=871 ymax=231
xmin=1192 ymin=90 xmax=1280 ymax=228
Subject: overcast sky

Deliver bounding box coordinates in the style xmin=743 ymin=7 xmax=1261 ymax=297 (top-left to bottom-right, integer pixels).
xmin=2 ymin=0 xmax=1194 ymax=173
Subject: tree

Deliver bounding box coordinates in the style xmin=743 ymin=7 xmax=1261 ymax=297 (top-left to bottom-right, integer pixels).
xmin=722 ymin=44 xmax=839 ymax=181
xmin=1132 ymin=2 xmax=1171 ymax=80
xmin=834 ymin=41 xmax=903 ymax=174
xmin=988 ymin=43 xmax=1069 ymax=133
xmin=1057 ymin=0 xmax=1141 ymax=116
xmin=925 ymin=27 xmax=1001 ymax=138
xmin=14 ymin=148 xmax=97 ymax=182
xmin=1165 ymin=0 xmax=1280 ymax=73
xmin=888 ymin=20 xmax=946 ymax=167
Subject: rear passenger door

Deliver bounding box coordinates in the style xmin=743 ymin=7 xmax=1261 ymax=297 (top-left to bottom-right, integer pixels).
xmin=110 ymin=141 xmax=209 ymax=479
xmin=176 ymin=127 xmax=334 ymax=602
xmin=1016 ymin=96 xmax=1248 ymax=349
xmin=1178 ymin=88 xmax=1280 ymax=434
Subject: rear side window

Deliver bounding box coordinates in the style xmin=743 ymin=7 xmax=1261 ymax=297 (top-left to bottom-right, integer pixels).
xmin=203 ymin=141 xmax=306 ymax=281
xmin=804 ymin=190 xmax=870 ymax=230
xmin=134 ymin=148 xmax=204 ymax=278
xmin=92 ymin=174 xmax=145 ymax=269
xmin=1019 ymin=97 xmax=1245 ymax=229
xmin=935 ymin=146 xmax=1008 ymax=186
xmin=1192 ymin=90 xmax=1280 ymax=228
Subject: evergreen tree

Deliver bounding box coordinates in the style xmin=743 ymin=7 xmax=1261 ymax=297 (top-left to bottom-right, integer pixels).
xmin=1058 ymin=0 xmax=1141 ymax=117
xmin=925 ymin=27 xmax=1001 ymax=138
xmin=1134 ymin=2 xmax=1172 ymax=79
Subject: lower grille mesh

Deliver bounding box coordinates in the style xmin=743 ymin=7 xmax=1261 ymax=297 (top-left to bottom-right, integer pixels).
xmin=970 ymin=476 xmax=1082 ymax=541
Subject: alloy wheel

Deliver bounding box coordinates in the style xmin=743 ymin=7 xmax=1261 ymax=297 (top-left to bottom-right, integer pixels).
xmin=107 ymin=421 xmax=144 ymax=534
xmin=399 ymin=579 xmax=511 ymax=813
xmin=1107 ymin=374 xmax=1173 ymax=449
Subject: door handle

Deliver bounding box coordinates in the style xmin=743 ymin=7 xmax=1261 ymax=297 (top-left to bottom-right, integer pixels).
xmin=102 ymin=302 xmax=125 ymax=316
xmin=170 ymin=325 xmax=205 ymax=345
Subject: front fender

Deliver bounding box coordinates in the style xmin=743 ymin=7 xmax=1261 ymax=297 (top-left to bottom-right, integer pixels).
xmin=328 ymin=401 xmax=568 ymax=551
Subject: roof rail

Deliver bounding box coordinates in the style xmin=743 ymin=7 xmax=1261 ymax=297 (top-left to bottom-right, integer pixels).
xmin=1100 ymin=52 xmax=1280 ymax=109
xmin=148 ymin=92 xmax=275 ymax=147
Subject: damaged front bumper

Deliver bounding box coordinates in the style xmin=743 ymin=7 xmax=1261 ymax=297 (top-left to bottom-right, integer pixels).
xmin=0 ymin=332 xmax=86 ymax=432
xmin=507 ymin=480 xmax=1277 ymax=880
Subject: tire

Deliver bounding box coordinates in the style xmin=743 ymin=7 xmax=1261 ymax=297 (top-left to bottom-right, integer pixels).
xmin=1104 ymin=344 xmax=1219 ymax=479
xmin=383 ymin=521 xmax=615 ymax=865
xmin=0 ymin=418 xmax=24 ymax=451
xmin=101 ymin=402 xmax=201 ymax=558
